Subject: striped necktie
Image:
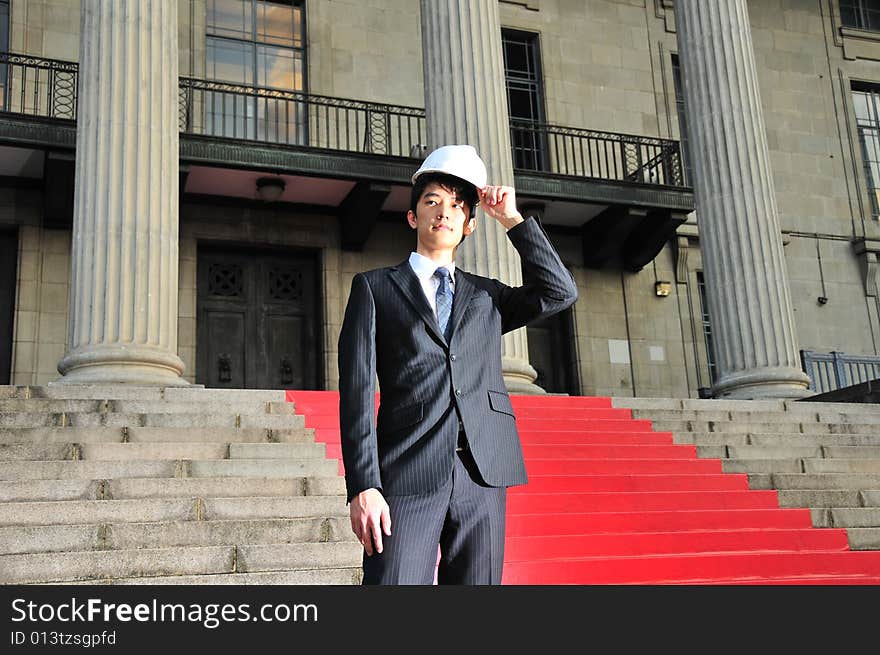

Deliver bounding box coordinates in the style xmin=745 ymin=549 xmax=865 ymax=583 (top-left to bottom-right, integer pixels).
xmin=433 ymin=267 xmax=453 ymax=341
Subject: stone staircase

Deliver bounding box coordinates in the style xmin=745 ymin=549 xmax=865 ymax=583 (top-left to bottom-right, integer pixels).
xmin=612 ymin=397 xmax=880 ymax=552
xmin=0 ymin=385 xmax=361 ymax=585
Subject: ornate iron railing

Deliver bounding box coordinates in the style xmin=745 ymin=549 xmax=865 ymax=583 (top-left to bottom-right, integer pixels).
xmin=0 ymin=52 xmax=77 ymax=119
xmin=0 ymin=52 xmax=688 ymax=189
xmin=510 ymin=119 xmax=686 ymax=187
xmin=178 ymin=77 xmax=427 ymax=157
xmin=801 ymin=349 xmax=880 ymax=393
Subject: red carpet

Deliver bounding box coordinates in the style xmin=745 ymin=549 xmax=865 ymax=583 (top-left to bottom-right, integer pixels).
xmin=286 ymin=391 xmax=880 ymax=584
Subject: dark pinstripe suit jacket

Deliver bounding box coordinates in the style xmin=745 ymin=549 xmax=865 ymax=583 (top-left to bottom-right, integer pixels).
xmin=338 ymin=217 xmax=578 ymax=502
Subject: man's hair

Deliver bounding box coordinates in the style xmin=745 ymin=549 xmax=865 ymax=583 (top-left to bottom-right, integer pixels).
xmin=409 ymin=172 xmax=479 ymax=219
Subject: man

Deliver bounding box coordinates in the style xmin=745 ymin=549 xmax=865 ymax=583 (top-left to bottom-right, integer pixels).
xmin=338 ymin=144 xmax=578 ymax=585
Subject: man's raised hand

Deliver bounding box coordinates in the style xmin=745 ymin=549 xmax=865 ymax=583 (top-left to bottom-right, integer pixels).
xmin=478 ymin=185 xmax=525 ymax=230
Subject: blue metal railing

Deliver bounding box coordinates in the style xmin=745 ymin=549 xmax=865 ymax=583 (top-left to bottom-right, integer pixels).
xmin=801 ymin=350 xmax=880 ymax=393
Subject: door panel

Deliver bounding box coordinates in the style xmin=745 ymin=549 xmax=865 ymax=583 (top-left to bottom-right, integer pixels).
xmin=527 ymin=307 xmax=579 ymax=395
xmin=266 ymin=314 xmax=304 ymax=389
xmin=197 ymin=244 xmax=320 ymax=390
xmin=203 ymin=310 xmax=247 ymax=388
xmin=0 ymin=230 xmax=17 ymax=383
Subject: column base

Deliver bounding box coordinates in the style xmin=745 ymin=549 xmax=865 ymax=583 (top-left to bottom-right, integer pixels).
xmin=502 ymin=356 xmax=546 ymax=395
xmin=712 ymin=366 xmax=811 ymax=400
xmin=55 ymin=344 xmax=188 ymax=387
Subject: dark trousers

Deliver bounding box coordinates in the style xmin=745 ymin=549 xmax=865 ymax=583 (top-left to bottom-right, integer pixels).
xmin=361 ymin=449 xmax=507 ymax=585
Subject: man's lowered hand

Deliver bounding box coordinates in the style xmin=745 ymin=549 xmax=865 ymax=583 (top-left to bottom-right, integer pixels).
xmin=350 ymin=488 xmax=392 ymax=556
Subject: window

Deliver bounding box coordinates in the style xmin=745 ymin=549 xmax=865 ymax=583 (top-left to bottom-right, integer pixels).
xmin=696 ymin=272 xmax=717 ymax=385
xmin=671 ymin=55 xmax=693 ymax=186
xmin=205 ymin=0 xmax=305 ymax=143
xmin=840 ymin=0 xmax=880 ymax=30
xmin=0 ymin=0 xmax=9 ymax=112
xmin=501 ymin=29 xmax=547 ymax=171
xmin=852 ymin=84 xmax=880 ymax=217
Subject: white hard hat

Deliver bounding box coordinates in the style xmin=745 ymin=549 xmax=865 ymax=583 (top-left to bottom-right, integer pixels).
xmin=411 ymin=144 xmax=487 ymax=190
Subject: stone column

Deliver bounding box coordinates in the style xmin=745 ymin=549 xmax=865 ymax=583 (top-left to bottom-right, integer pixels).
xmin=419 ymin=0 xmax=543 ymax=394
xmin=56 ymin=0 xmax=187 ymax=386
xmin=674 ymin=0 xmax=810 ymax=398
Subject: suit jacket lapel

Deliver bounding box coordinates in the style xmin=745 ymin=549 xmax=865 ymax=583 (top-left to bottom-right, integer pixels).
xmin=448 ymin=268 xmax=475 ymax=343
xmin=388 ymin=262 xmax=445 ymax=344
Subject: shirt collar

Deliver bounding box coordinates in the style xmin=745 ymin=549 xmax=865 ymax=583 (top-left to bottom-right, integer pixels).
xmin=408 ymin=251 xmax=456 ymax=283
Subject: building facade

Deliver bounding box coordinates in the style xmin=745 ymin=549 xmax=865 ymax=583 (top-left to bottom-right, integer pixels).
xmin=0 ymin=0 xmax=877 ymax=399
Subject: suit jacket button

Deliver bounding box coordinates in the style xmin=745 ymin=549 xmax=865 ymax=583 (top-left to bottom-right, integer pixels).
xmin=455 ymin=389 xmax=462 ymax=397
xmin=450 ymin=354 xmax=457 ymax=362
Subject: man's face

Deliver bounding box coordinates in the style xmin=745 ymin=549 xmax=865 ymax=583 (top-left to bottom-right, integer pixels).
xmin=406 ymin=182 xmax=476 ymax=252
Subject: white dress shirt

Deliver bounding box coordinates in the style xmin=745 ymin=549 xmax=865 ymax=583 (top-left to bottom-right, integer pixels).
xmin=408 ymin=251 xmax=456 ymax=320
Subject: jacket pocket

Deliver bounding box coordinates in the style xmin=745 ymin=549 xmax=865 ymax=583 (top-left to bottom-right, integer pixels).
xmin=378 ymin=401 xmax=424 ymax=434
xmin=487 ymin=390 xmax=515 ymax=417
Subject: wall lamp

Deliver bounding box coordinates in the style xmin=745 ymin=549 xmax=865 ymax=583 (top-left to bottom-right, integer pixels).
xmin=655 ymin=280 xmax=672 ymax=297
xmin=256 ymin=176 xmax=286 ymax=202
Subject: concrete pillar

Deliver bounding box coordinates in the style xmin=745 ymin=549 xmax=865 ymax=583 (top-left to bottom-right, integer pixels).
xmin=56 ymin=0 xmax=186 ymax=386
xmin=419 ymin=0 xmax=543 ymax=394
xmin=674 ymin=0 xmax=810 ymax=398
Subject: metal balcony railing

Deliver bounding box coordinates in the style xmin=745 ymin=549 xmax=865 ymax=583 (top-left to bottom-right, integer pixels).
xmin=0 ymin=52 xmax=687 ymax=189
xmin=177 ymin=77 xmax=426 ymax=158
xmin=0 ymin=52 xmax=77 ymax=119
xmin=510 ymin=119 xmax=686 ymax=187
xmin=801 ymin=349 xmax=880 ymax=393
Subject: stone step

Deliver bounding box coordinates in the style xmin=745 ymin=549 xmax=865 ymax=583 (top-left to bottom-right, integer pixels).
xmin=0 ymin=427 xmax=124 ymax=444
xmin=803 ymin=459 xmax=880 ymax=474
xmin=728 ymin=457 xmax=880 ymax=475
xmin=0 ymin=412 xmax=307 ymax=430
xmin=848 ymin=528 xmax=880 ymax=550
xmin=0 ymin=524 xmax=102 ymax=556
xmin=70 ymin=442 xmax=327 ymax=461
xmin=9 ymin=427 xmax=305 ymax=444
xmin=108 ymin=400 xmax=287 ymax=415
xmin=105 ymin=517 xmax=355 ymax=551
xmin=103 ymin=476 xmax=346 ymax=499
xmin=634 ymin=408 xmax=880 ymax=423
xmin=863 ymin=490 xmax=880 ymax=505
xmin=699 ymin=445 xmax=880 ymax=460
xmin=0 ymin=479 xmax=100 ymax=502
xmin=64 ymin=569 xmax=361 ymax=585
xmin=632 ymin=409 xmax=821 ymax=423
xmin=722 ymin=459 xmax=803 ymax=474
xmin=227 ymin=443 xmax=326 ymax=459
xmin=236 ymin=541 xmax=363 ymax=573
xmin=0 ymin=399 xmax=107 ymax=413
xmin=126 ymin=427 xmax=313 ymax=444
xmin=80 ymin=443 xmax=231 ymax=461
xmin=811 ymin=507 xmax=880 ymax=528
xmin=650 ymin=420 xmax=831 ymax=435
xmin=188 ymin=459 xmax=338 ymax=478
xmin=613 ymin=398 xmax=789 ymax=412
xmin=699 ymin=445 xmax=821 ymax=460
xmin=675 ymin=433 xmax=880 ymax=447
xmin=0 ymin=386 xmax=23 ymax=400
xmin=162 ymin=388 xmax=287 ymax=403
xmin=776 ymin=489 xmax=872 ymax=508
xmin=201 ymin=496 xmax=347 ymax=521
xmin=266 ymin=402 xmax=302 ymax=415
xmin=27 ymin=386 xmax=289 ymax=403
xmin=0 ymin=519 xmax=345 ymax=556
xmin=29 ymin=385 xmax=166 ymax=401
xmin=751 ymin=473 xmax=880 ymax=490
xmin=0 ymin=457 xmax=337 ymax=481
xmin=0 ymin=460 xmax=179 ymax=480
xmin=143 ymin=413 xmax=305 ymax=429
xmin=0 ymin=545 xmax=236 ymax=584
xmin=0 ymin=442 xmax=77 ymax=461
xmin=0 ymin=498 xmax=198 ymax=526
